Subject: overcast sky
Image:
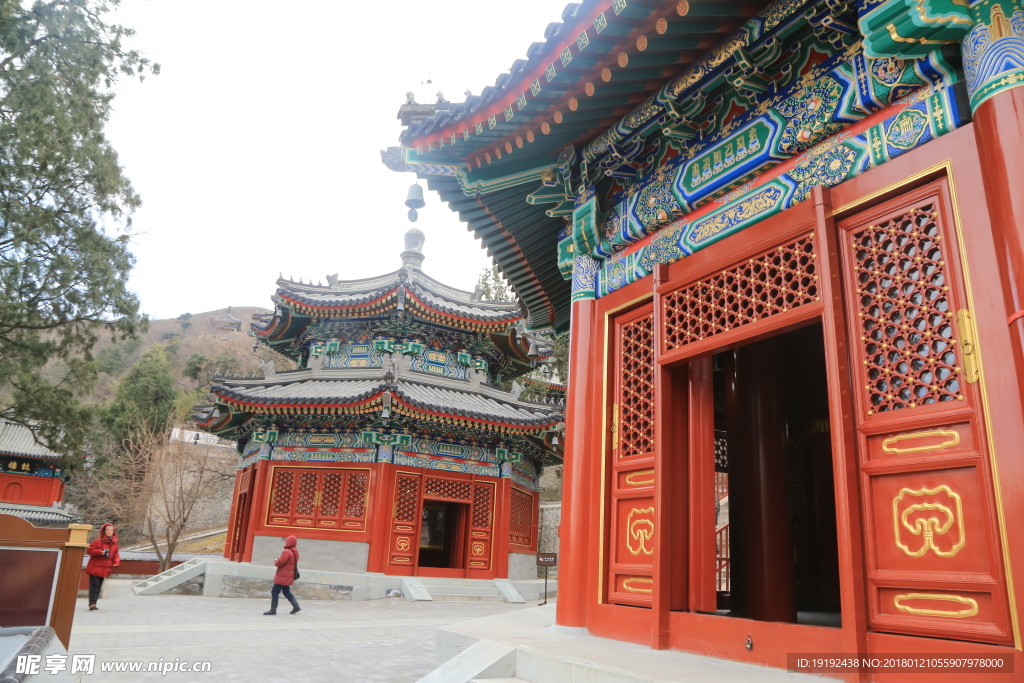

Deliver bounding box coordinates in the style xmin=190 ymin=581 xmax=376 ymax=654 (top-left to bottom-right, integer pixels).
xmin=106 ymin=0 xmax=568 ymax=320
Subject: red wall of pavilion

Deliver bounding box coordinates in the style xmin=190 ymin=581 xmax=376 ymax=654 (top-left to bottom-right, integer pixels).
xmin=232 ymin=457 xmax=531 ymax=581
xmin=558 ymin=121 xmax=1024 ymax=680
xmin=0 ymin=471 xmax=63 ymax=508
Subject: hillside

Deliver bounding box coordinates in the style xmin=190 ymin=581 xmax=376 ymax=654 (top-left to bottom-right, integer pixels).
xmin=87 ymin=306 xmax=294 ymax=404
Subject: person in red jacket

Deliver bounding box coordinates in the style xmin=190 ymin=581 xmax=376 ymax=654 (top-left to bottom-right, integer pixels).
xmin=85 ymin=523 xmax=120 ymax=610
xmin=264 ymin=535 xmax=301 ymax=615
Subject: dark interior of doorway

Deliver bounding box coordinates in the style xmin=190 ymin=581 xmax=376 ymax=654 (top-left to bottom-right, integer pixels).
xmin=418 ymin=501 xmax=467 ymax=569
xmin=712 ymin=322 xmax=841 ymax=627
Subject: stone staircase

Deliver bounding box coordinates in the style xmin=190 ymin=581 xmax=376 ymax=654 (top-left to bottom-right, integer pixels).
xmin=401 ymin=577 xmax=525 ymax=603
xmin=132 ymin=558 xmax=207 ymax=595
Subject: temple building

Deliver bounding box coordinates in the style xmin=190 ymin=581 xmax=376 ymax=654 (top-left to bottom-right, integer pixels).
xmin=0 ymin=419 xmax=75 ymax=527
xmin=384 ymin=0 xmax=1024 ymax=677
xmin=195 ymin=230 xmax=563 ymax=581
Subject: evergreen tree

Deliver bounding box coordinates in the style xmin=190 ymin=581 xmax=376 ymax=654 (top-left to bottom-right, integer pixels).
xmin=104 ymin=345 xmax=178 ymax=448
xmin=0 ymin=0 xmax=157 ymax=454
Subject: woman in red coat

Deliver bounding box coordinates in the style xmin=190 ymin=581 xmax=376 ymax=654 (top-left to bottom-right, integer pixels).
xmin=264 ymin=535 xmax=301 ymax=615
xmin=85 ymin=523 xmax=120 ymax=610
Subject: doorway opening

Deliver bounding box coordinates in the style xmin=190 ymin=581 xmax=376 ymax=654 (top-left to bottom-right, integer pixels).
xmin=712 ymin=322 xmax=841 ymax=626
xmin=418 ymin=500 xmax=468 ymax=569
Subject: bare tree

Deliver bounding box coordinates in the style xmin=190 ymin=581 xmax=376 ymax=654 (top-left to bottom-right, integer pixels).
xmin=93 ymin=409 xmax=231 ymax=571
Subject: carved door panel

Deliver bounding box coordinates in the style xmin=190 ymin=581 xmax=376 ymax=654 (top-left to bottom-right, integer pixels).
xmin=606 ymin=303 xmax=656 ymax=606
xmin=315 ymin=470 xmax=345 ymax=529
xmin=340 ymin=470 xmax=370 ymax=531
xmin=468 ymin=482 xmax=495 ymax=572
xmin=291 ymin=469 xmax=319 ymax=528
xmin=388 ymin=473 xmax=422 ymax=570
xmin=267 ymin=468 xmax=296 ymax=526
xmin=313 ymin=469 xmax=370 ymax=531
xmin=838 ymin=179 xmax=1013 ymax=644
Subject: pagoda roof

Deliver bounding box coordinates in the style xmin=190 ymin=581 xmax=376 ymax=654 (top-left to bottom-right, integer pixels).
xmin=384 ymin=0 xmax=801 ymax=332
xmin=0 ymin=419 xmax=61 ymax=460
xmin=253 ymin=229 xmax=526 ymax=341
xmin=267 ymin=272 xmax=521 ymax=326
xmin=204 ymin=367 xmax=561 ymax=435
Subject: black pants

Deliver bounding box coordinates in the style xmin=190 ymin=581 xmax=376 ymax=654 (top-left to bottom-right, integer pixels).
xmin=88 ymin=575 xmax=104 ymax=605
xmin=270 ymin=583 xmax=298 ymax=611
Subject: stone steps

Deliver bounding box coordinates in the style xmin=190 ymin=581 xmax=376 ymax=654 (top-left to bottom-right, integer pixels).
xmin=132 ymin=558 xmax=207 ymax=595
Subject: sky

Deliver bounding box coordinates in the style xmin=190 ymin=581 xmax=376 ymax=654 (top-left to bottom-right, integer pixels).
xmin=105 ymin=0 xmax=569 ymax=321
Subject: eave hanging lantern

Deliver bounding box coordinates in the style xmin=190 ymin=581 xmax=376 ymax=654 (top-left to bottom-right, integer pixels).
xmin=405 ymin=183 xmax=425 ymax=222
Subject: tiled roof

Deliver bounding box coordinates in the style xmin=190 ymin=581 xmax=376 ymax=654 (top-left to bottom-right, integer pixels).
xmin=212 ymin=376 xmax=560 ymax=429
xmin=0 ymin=420 xmax=61 ymax=460
xmin=0 ymin=502 xmax=76 ymax=528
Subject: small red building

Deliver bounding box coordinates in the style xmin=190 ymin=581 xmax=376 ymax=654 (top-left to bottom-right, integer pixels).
xmin=0 ymin=419 xmax=72 ymax=526
xmin=385 ymin=0 xmax=1024 ymax=679
xmin=196 ymin=231 xmax=562 ymax=580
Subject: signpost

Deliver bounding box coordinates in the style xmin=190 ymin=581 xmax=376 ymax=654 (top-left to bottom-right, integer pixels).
xmin=536 ymin=552 xmax=556 ymax=606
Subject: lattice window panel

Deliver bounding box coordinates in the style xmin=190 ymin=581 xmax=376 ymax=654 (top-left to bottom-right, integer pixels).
xmin=270 ymin=470 xmax=294 ymax=514
xmin=344 ymin=473 xmax=369 ymax=518
xmin=509 ymin=488 xmax=533 ymax=546
xmin=320 ymin=471 xmax=343 ymax=517
xmin=472 ymin=485 xmax=492 ymax=528
xmin=238 ymin=469 xmax=252 ymax=493
xmin=850 ymin=203 xmax=963 ymax=413
xmin=662 ymin=234 xmax=819 ymax=351
xmin=394 ymin=475 xmax=420 ymax=522
xmin=423 ymin=477 xmax=472 ymax=502
xmin=619 ymin=314 xmax=655 ymax=457
xmin=295 ymin=471 xmax=318 ymax=515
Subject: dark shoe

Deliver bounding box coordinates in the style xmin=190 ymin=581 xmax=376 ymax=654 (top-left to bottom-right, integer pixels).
xmin=88 ymin=604 xmax=98 ymax=611
xmin=263 ymin=610 xmax=276 ymax=615
xmin=289 ymin=605 xmax=301 ymax=614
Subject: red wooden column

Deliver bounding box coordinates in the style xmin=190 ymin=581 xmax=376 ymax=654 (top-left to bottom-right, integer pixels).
xmin=814 ymin=186 xmax=868 ymax=681
xmin=973 ymin=87 xmax=1024 ymax=417
xmin=651 ymin=263 xmax=689 ymax=648
xmin=961 ymin=89 xmax=1024 ymax=652
xmin=223 ymin=472 xmax=242 ymax=560
xmin=366 ymin=461 xmax=394 ymax=573
xmin=495 ymin=477 xmax=512 ymax=579
xmin=243 ymin=460 xmax=272 ymax=562
xmin=556 ymin=297 xmax=598 ymax=628
xmin=725 ymin=336 xmax=796 ymax=623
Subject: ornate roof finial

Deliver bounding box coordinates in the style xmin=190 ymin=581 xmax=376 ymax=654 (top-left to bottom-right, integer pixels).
xmin=401 ymin=228 xmax=426 ymax=269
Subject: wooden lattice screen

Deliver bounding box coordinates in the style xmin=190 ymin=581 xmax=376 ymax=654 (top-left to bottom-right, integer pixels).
xmin=267 ymin=467 xmax=369 ymax=530
xmin=661 ymin=234 xmax=818 ymax=353
xmin=849 ymin=202 xmax=964 ymax=413
xmin=509 ymin=487 xmax=534 ymax=547
xmin=469 ymin=483 xmax=495 ymax=570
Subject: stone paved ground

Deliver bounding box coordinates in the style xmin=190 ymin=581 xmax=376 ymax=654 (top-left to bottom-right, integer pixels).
xmin=69 ymin=578 xmax=532 ymax=683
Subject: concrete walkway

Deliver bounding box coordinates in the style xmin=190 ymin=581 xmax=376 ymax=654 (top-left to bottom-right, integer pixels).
xmin=433 ymin=603 xmax=831 ymax=682
xmin=69 ymin=579 xmax=531 ymax=682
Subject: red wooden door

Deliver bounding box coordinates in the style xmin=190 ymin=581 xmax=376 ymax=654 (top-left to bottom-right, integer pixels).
xmin=606 ymin=303 xmax=657 ymax=606
xmin=290 ymin=469 xmax=319 ymax=528
xmin=837 ymin=179 xmax=1013 ymax=645
xmin=266 ymin=466 xmax=371 ymax=532
xmin=469 ymin=482 xmax=496 ymax=572
xmin=388 ymin=472 xmax=422 ymax=571
xmin=315 ymin=469 xmax=370 ymax=531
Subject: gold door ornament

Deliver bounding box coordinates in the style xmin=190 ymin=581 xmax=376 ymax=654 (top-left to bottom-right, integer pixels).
xmin=623 ymin=577 xmax=653 ymax=594
xmin=626 ymin=507 xmax=655 ymax=555
xmin=894 ymin=593 xmax=979 ymax=618
xmin=625 ymin=470 xmax=655 ymax=486
xmin=881 ymin=429 xmax=960 ymax=455
xmin=472 ymin=541 xmax=486 ymax=556
xmin=892 ymin=485 xmax=965 ymax=558
xmin=395 ymin=537 xmax=411 ymax=551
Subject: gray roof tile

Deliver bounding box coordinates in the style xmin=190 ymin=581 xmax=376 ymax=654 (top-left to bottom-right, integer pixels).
xmin=0 ymin=420 xmax=61 ymax=460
